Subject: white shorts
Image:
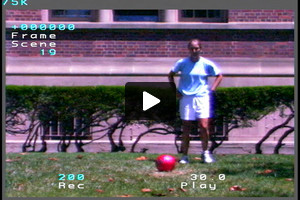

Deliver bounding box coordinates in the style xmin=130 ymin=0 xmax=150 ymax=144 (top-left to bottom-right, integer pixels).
xmin=179 ymin=95 xmax=212 ymax=120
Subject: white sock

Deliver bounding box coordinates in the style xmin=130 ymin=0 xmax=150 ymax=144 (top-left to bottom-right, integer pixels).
xmin=204 ymin=150 xmax=210 ymax=154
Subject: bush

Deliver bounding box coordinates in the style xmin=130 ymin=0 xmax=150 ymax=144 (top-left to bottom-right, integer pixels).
xmin=214 ymin=86 xmax=294 ymax=127
xmin=5 ymin=85 xmax=294 ymax=153
xmin=6 ymin=85 xmax=124 ymax=122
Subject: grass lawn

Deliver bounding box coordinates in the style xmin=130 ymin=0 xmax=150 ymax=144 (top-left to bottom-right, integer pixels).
xmin=5 ymin=152 xmax=294 ymax=197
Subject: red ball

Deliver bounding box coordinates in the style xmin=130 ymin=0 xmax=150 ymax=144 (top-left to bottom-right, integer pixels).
xmin=155 ymin=154 xmax=177 ymax=172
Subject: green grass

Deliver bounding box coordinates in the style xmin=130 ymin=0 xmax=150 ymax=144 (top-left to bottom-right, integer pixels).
xmin=5 ymin=153 xmax=294 ymax=197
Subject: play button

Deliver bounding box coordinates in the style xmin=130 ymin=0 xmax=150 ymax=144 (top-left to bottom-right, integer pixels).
xmin=125 ymin=82 xmax=176 ymax=121
xmin=143 ymin=91 xmax=160 ymax=111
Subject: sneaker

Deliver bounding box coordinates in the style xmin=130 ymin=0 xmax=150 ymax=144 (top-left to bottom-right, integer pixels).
xmin=201 ymin=151 xmax=216 ymax=163
xmin=179 ymin=155 xmax=189 ymax=164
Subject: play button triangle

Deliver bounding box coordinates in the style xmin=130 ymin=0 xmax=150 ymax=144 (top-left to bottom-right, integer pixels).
xmin=125 ymin=82 xmax=176 ymax=121
xmin=143 ymin=91 xmax=160 ymax=111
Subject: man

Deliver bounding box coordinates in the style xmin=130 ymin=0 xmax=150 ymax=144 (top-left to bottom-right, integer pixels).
xmin=168 ymin=39 xmax=223 ymax=164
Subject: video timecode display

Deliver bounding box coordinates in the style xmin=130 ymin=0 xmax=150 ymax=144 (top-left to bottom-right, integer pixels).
xmin=11 ymin=24 xmax=76 ymax=31
xmin=9 ymin=24 xmax=75 ymax=56
xmin=57 ymin=174 xmax=85 ymax=189
xmin=58 ymin=174 xmax=85 ymax=181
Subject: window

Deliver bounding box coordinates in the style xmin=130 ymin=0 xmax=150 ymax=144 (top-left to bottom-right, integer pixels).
xmin=43 ymin=118 xmax=91 ymax=140
xmin=49 ymin=10 xmax=98 ymax=21
xmin=114 ymin=10 xmax=159 ymax=22
xmin=214 ymin=122 xmax=228 ymax=140
xmin=179 ymin=10 xmax=228 ymax=22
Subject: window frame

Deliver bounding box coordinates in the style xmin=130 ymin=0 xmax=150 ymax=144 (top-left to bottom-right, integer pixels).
xmin=43 ymin=118 xmax=92 ymax=140
xmin=49 ymin=10 xmax=98 ymax=22
xmin=113 ymin=10 xmax=161 ymax=22
xmin=179 ymin=10 xmax=228 ymax=23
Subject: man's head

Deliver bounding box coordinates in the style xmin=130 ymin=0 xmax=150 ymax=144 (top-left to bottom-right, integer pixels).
xmin=188 ymin=39 xmax=202 ymax=62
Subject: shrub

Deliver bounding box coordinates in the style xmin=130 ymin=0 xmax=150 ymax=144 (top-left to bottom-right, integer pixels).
xmin=6 ymin=85 xmax=294 ymax=153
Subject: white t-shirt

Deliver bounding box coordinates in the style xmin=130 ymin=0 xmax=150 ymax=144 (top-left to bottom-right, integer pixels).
xmin=171 ymin=57 xmax=221 ymax=96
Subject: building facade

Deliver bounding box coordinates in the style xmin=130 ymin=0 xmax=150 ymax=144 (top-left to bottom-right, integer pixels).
xmin=6 ymin=9 xmax=294 ymax=58
xmin=5 ymin=9 xmax=295 ymax=153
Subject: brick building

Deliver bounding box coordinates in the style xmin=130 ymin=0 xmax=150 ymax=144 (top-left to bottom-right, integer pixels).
xmin=5 ymin=10 xmax=294 ymax=154
xmin=6 ymin=9 xmax=294 ymax=58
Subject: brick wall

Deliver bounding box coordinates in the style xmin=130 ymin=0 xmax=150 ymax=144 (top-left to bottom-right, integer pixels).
xmin=229 ymin=10 xmax=294 ymax=22
xmin=6 ymin=10 xmax=42 ymax=21
xmin=5 ymin=10 xmax=294 ymax=58
xmin=5 ymin=40 xmax=294 ymax=58
xmin=6 ymin=29 xmax=294 ymax=58
xmin=6 ymin=10 xmax=295 ymax=22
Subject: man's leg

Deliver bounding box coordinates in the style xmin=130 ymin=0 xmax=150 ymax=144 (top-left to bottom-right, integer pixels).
xmin=179 ymin=120 xmax=193 ymax=163
xmin=181 ymin=120 xmax=193 ymax=155
xmin=198 ymin=118 xmax=216 ymax=163
xmin=198 ymin=118 xmax=210 ymax=151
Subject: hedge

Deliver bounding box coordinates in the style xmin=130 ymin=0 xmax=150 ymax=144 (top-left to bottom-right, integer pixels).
xmin=213 ymin=86 xmax=294 ymax=127
xmin=6 ymin=85 xmax=294 ymax=133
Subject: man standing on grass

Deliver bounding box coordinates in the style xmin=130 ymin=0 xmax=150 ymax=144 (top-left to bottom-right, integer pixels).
xmin=168 ymin=39 xmax=223 ymax=164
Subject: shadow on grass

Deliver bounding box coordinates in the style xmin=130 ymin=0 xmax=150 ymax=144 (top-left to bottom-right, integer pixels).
xmin=207 ymin=161 xmax=294 ymax=178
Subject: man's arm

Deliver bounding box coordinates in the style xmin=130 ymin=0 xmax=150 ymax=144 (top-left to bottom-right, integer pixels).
xmin=211 ymin=74 xmax=223 ymax=91
xmin=168 ymin=71 xmax=176 ymax=83
xmin=168 ymin=71 xmax=183 ymax=98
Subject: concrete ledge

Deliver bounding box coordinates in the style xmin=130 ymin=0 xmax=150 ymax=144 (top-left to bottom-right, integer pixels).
xmin=6 ymin=141 xmax=294 ymax=155
xmin=6 ymin=57 xmax=294 ymax=86
xmin=6 ymin=57 xmax=294 ymax=75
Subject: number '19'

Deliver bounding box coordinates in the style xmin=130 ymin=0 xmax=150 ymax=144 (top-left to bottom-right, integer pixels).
xmin=41 ymin=49 xmax=56 ymax=56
